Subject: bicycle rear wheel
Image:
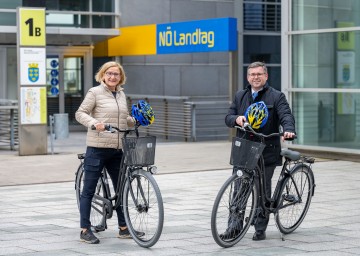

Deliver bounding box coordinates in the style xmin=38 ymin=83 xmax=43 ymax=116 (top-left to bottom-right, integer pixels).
xmin=275 ymin=164 xmax=314 ymax=234
xmin=123 ymin=168 xmax=164 ymax=248
xmin=75 ymin=164 xmax=108 ymax=232
xmin=211 ymin=171 xmax=257 ymax=248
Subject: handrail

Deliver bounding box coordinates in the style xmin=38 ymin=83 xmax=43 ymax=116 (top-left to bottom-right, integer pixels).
xmin=0 ymin=105 xmax=18 ymax=150
xmin=127 ymin=96 xmax=230 ymax=142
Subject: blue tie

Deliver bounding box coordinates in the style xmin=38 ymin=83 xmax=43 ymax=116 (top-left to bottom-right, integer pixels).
xmin=252 ymin=92 xmax=258 ymax=100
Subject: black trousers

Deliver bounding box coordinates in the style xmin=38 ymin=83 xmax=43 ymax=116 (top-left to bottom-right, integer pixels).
xmin=80 ymin=147 xmax=125 ymax=229
xmin=254 ymin=165 xmax=276 ymax=232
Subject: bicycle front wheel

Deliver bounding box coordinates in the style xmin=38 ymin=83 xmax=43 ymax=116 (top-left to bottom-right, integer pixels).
xmin=75 ymin=164 xmax=108 ymax=232
xmin=123 ymin=168 xmax=164 ymax=248
xmin=211 ymin=171 xmax=257 ymax=248
xmin=275 ymin=164 xmax=314 ymax=234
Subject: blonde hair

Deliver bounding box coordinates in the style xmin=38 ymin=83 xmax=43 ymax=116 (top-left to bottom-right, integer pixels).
xmin=94 ymin=61 xmax=127 ymax=86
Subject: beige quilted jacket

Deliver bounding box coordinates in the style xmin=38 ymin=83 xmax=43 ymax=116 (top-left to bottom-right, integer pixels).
xmin=75 ymin=83 xmax=135 ymax=149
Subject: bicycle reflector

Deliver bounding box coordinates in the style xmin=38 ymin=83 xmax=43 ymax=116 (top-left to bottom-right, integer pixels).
xmin=131 ymin=100 xmax=155 ymax=126
xmin=245 ymin=101 xmax=268 ymax=129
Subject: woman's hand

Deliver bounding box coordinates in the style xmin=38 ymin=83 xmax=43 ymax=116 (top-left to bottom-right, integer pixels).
xmin=94 ymin=122 xmax=106 ymax=131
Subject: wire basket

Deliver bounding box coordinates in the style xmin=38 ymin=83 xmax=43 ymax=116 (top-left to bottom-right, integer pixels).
xmin=122 ymin=136 xmax=156 ymax=166
xmin=230 ymin=137 xmax=265 ymax=170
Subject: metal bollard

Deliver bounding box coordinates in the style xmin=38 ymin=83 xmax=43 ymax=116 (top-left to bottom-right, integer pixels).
xmin=54 ymin=113 xmax=69 ymax=139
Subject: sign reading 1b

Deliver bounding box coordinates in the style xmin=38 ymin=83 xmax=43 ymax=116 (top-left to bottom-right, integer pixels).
xmin=19 ymin=8 xmax=46 ymax=46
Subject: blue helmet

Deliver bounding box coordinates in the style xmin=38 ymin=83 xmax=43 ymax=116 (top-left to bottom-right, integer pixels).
xmin=245 ymin=101 xmax=268 ymax=129
xmin=131 ymin=100 xmax=155 ymax=126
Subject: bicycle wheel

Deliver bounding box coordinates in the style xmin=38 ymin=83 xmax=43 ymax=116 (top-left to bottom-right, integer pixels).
xmin=211 ymin=171 xmax=258 ymax=248
xmin=123 ymin=168 xmax=164 ymax=248
xmin=275 ymin=164 xmax=314 ymax=234
xmin=75 ymin=164 xmax=108 ymax=232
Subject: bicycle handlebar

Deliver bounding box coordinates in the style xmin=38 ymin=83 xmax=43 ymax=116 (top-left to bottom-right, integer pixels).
xmin=235 ymin=123 xmax=297 ymax=141
xmin=91 ymin=124 xmax=138 ymax=136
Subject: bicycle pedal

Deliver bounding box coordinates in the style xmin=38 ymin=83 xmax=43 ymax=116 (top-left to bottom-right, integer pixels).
xmin=92 ymin=225 xmax=106 ymax=233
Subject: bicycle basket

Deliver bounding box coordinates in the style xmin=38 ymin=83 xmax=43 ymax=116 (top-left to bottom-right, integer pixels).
xmin=230 ymin=137 xmax=265 ymax=170
xmin=122 ymin=136 xmax=156 ymax=166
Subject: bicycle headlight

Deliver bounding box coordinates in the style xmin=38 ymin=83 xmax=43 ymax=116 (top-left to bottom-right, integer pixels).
xmin=149 ymin=166 xmax=158 ymax=174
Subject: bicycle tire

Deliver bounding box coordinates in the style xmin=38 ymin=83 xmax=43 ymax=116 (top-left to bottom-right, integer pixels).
xmin=123 ymin=168 xmax=164 ymax=248
xmin=275 ymin=164 xmax=314 ymax=234
xmin=75 ymin=163 xmax=108 ymax=232
xmin=211 ymin=172 xmax=258 ymax=248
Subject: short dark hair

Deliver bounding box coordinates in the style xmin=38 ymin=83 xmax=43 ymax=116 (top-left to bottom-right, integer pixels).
xmin=247 ymin=62 xmax=267 ymax=74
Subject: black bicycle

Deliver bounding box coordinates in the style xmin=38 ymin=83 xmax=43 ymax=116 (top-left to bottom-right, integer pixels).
xmin=75 ymin=124 xmax=164 ymax=248
xmin=211 ymin=124 xmax=315 ymax=248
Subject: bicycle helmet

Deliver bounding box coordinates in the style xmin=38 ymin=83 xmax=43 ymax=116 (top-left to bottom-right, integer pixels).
xmin=131 ymin=100 xmax=155 ymax=126
xmin=244 ymin=101 xmax=268 ymax=129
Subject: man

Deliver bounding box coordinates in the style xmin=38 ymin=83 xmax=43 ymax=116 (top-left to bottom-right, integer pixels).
xmin=224 ymin=61 xmax=296 ymax=241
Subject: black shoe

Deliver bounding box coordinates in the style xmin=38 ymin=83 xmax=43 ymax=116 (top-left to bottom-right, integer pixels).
xmin=252 ymin=231 xmax=266 ymax=241
xmin=118 ymin=228 xmax=145 ymax=239
xmin=80 ymin=229 xmax=100 ymax=244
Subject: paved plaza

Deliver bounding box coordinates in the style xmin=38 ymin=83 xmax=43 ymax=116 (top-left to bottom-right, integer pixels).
xmin=0 ymin=133 xmax=359 ymax=255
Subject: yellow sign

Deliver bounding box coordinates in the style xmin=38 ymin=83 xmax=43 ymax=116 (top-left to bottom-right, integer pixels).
xmin=337 ymin=22 xmax=355 ymax=50
xmin=94 ymin=25 xmax=157 ymax=57
xmin=19 ymin=8 xmax=46 ymax=46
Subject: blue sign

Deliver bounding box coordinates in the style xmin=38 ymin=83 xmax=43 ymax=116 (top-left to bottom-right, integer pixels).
xmin=50 ymin=60 xmax=59 ymax=68
xmin=50 ymin=69 xmax=58 ymax=77
xmin=156 ymin=17 xmax=237 ymax=54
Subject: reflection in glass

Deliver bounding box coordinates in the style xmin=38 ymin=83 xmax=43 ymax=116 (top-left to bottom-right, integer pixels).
xmin=292 ymin=0 xmax=360 ymax=30
xmin=292 ymin=92 xmax=360 ymax=150
xmin=292 ymin=32 xmax=360 ymax=89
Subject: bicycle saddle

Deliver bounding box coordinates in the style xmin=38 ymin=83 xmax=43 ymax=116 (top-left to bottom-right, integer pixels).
xmin=280 ymin=148 xmax=301 ymax=161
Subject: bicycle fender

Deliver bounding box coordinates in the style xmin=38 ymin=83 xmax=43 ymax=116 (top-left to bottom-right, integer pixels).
xmin=288 ymin=163 xmax=315 ymax=197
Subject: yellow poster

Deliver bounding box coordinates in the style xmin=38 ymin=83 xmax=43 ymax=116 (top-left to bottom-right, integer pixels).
xmin=337 ymin=22 xmax=355 ymax=50
xmin=20 ymin=87 xmax=47 ymax=124
xmin=19 ymin=8 xmax=46 ymax=46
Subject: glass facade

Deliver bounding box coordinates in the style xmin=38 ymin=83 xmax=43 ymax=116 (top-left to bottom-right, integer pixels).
xmin=0 ymin=0 xmax=116 ymax=28
xmin=292 ymin=0 xmax=360 ymax=30
xmin=243 ymin=1 xmax=282 ymax=90
xmin=290 ymin=0 xmax=360 ymax=150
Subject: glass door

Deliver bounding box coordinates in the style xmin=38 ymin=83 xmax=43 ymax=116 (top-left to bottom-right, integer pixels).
xmin=64 ymin=57 xmax=84 ymax=125
xmin=46 ymin=55 xmax=84 ymax=126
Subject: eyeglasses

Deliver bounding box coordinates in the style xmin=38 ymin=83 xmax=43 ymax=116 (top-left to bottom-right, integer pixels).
xmin=105 ymin=72 xmax=120 ymax=78
xmin=248 ymin=73 xmax=265 ymax=78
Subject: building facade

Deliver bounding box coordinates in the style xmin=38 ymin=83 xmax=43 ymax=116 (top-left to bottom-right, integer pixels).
xmin=0 ymin=0 xmax=359 ymax=154
xmin=282 ymin=0 xmax=360 ymax=152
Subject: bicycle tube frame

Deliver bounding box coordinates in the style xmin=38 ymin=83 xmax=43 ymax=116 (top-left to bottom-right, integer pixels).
xmin=257 ymin=157 xmax=292 ymax=214
xmin=273 ymin=162 xmax=311 ymax=211
xmin=114 ymin=156 xmax=127 ymax=210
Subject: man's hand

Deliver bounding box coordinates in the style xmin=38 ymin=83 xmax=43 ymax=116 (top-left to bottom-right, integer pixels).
xmin=235 ymin=116 xmax=247 ymax=127
xmin=282 ymin=131 xmax=296 ymax=141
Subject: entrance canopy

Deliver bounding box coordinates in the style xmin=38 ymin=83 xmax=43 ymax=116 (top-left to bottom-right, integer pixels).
xmin=94 ymin=17 xmax=237 ymax=57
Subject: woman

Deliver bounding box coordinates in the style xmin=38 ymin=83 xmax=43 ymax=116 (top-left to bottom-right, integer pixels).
xmin=75 ymin=61 xmax=143 ymax=244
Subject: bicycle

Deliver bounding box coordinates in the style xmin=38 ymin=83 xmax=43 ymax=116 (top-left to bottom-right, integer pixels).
xmin=211 ymin=123 xmax=315 ymax=248
xmin=75 ymin=124 xmax=164 ymax=248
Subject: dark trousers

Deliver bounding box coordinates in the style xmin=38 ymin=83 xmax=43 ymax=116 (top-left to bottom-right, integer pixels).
xmin=254 ymin=165 xmax=276 ymax=232
xmin=80 ymin=146 xmax=126 ymax=229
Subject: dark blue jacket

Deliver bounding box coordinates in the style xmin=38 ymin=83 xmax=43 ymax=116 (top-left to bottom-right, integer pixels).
xmin=225 ymin=83 xmax=296 ymax=166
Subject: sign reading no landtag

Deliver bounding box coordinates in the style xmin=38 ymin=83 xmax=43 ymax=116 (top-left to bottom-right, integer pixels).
xmin=19 ymin=8 xmax=46 ymax=46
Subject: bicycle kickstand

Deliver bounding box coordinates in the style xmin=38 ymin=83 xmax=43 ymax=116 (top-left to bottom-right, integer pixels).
xmin=274 ymin=219 xmax=285 ymax=241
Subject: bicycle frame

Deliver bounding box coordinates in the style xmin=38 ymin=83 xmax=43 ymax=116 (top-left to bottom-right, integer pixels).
xmin=255 ymin=153 xmax=314 ymax=216
xmin=89 ymin=125 xmax=154 ymax=221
